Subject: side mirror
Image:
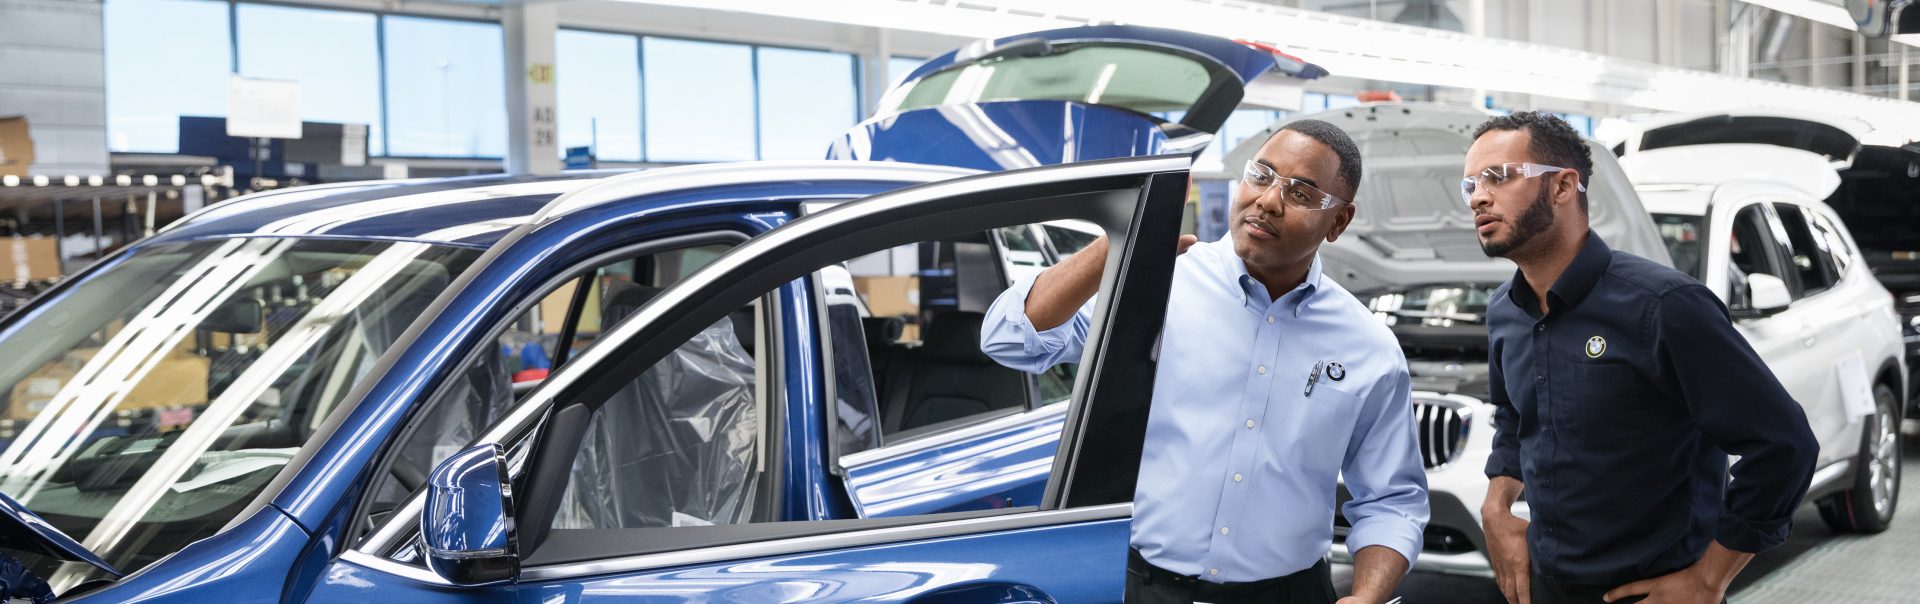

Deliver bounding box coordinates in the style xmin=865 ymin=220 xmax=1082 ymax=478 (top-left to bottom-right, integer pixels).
xmin=1747 ymin=274 xmax=1792 ymax=315
xmin=421 ymin=443 xmax=518 ymax=586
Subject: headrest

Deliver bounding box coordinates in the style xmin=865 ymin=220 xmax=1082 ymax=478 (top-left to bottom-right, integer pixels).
xmin=861 ymin=316 xmax=903 ymax=349
xmin=918 ymin=311 xmax=988 ymax=363
xmin=602 ymin=283 xmax=665 ymax=325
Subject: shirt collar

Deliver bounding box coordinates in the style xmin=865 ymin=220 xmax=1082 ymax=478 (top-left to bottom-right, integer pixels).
xmin=1228 ymin=245 xmax=1325 ymax=312
xmin=1508 ymin=230 xmax=1612 ymax=314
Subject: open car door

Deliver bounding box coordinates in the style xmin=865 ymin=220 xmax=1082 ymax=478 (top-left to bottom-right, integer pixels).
xmin=323 ymin=155 xmax=1188 ymax=603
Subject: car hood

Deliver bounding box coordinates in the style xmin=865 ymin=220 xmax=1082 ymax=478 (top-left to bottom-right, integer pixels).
xmin=1210 ymin=103 xmax=1673 ymax=294
xmin=830 ymin=24 xmax=1325 ymax=171
xmin=0 ymin=490 xmax=119 ymax=578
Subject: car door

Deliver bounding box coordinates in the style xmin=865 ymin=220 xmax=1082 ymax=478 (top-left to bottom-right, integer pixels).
xmin=1708 ymin=197 xmax=1835 ymax=462
xmin=1770 ymin=200 xmax=1869 ymax=462
xmin=316 ymin=156 xmax=1189 ymax=603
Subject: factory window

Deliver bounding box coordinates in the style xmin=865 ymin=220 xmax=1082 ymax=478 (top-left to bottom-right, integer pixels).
xmin=104 ymin=0 xmax=232 ymax=153
xmin=382 ymin=16 xmax=508 ymax=158
xmin=556 ymin=30 xmax=643 ymax=162
xmin=236 ymin=4 xmax=383 ymax=155
xmin=644 ymin=37 xmax=756 ymax=162
xmin=888 ymin=56 xmax=927 ymax=87
xmin=756 ymin=47 xmax=859 ymax=160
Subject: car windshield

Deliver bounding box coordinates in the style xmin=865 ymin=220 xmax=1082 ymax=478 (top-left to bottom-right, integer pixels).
xmin=0 ymin=237 xmax=480 ymax=584
xmin=876 ymin=45 xmax=1223 ymax=119
xmin=1652 ymin=213 xmax=1708 ymax=282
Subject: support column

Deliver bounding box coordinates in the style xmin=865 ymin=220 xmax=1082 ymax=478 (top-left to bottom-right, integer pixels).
xmin=1855 ymin=33 xmax=1868 ymax=94
xmin=860 ymin=28 xmax=892 ymax=119
xmin=503 ymin=3 xmax=560 ymax=176
xmin=1902 ymin=44 xmax=1911 ymax=101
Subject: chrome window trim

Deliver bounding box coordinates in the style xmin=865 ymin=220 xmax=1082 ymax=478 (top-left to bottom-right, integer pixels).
xmin=841 ymin=400 xmax=1068 ymax=468
xmin=359 ymin=155 xmax=1185 ymax=556
xmin=518 ymin=502 xmax=1131 ymax=582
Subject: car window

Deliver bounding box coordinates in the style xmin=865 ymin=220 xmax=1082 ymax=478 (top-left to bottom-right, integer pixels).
xmin=1771 ymin=203 xmax=1837 ymax=296
xmin=1042 ymin=223 xmax=1101 ymax=257
xmin=552 ymin=298 xmax=769 ymax=529
xmin=1727 ymin=204 xmax=1792 ymax=311
xmin=1652 ymin=213 xmax=1707 ymax=283
xmin=1808 ymin=210 xmax=1853 ymax=279
xmin=831 ymin=228 xmax=1038 ymax=451
xmin=359 ymin=242 xmax=733 ymax=532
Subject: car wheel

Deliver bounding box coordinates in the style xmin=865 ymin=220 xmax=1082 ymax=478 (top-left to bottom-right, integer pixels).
xmin=1818 ymin=382 xmax=1901 ymax=533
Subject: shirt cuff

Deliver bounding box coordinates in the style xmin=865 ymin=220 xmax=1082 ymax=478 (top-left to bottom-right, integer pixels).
xmin=1714 ymin=509 xmax=1792 ymax=553
xmin=1484 ymin=451 xmax=1522 ymax=481
xmin=1345 ymin=513 xmax=1424 ymax=571
xmin=997 ymin=276 xmax=1077 ymax=357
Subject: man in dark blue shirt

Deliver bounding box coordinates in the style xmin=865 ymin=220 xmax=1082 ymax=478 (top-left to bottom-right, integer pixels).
xmin=1463 ymin=112 xmax=1818 ymax=604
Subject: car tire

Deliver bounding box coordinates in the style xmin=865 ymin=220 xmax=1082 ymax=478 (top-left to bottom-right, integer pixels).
xmin=1818 ymin=382 xmax=1901 ymax=534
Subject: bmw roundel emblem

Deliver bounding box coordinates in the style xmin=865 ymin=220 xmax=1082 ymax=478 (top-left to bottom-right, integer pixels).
xmin=1585 ymin=336 xmax=1607 ymax=359
xmin=1326 ymin=362 xmax=1345 ymax=381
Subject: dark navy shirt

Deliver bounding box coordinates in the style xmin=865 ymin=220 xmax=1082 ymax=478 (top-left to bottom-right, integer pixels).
xmin=1484 ymin=232 xmax=1818 ymax=586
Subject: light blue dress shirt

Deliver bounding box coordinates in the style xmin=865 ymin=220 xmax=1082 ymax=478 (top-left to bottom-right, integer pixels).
xmin=981 ymin=235 xmax=1429 ymax=583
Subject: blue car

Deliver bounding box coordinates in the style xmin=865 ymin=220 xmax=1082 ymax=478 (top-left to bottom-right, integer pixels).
xmin=0 ymin=26 xmax=1322 ymax=602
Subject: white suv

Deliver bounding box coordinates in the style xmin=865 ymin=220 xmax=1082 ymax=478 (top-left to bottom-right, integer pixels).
xmin=1206 ymin=103 xmax=1908 ymax=576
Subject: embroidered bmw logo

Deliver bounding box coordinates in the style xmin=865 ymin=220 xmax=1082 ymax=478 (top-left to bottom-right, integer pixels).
xmin=1585 ymin=336 xmax=1607 ymax=359
xmin=1326 ymin=362 xmax=1345 ymax=381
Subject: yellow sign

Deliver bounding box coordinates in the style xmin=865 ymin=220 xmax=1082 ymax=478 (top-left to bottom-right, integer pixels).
xmin=528 ymin=63 xmax=555 ymax=85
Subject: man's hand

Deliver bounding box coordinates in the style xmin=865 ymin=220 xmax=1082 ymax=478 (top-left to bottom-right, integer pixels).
xmin=1604 ymin=541 xmax=1751 ymax=603
xmin=1601 ymin=566 xmax=1722 ymax=604
xmin=1482 ymin=505 xmax=1531 ymax=604
xmin=1177 ymin=234 xmax=1199 ymax=255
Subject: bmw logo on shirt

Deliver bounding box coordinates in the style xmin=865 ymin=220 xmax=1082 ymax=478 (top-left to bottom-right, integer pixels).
xmin=1586 ymin=336 xmax=1607 ymax=359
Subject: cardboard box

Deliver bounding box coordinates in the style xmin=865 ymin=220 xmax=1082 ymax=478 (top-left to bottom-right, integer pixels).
xmin=1 ymin=235 xmax=61 ymax=281
xmin=853 ymin=276 xmax=919 ymax=318
xmin=0 ymin=116 xmax=32 ymax=178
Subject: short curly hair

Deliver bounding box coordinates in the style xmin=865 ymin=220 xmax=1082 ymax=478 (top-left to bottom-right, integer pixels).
xmin=1471 ymin=111 xmax=1592 ymax=212
xmin=1277 ymin=119 xmax=1362 ymax=199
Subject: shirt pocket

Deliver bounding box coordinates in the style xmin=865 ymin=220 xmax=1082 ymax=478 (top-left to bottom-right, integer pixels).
xmin=1273 ymin=386 xmax=1366 ymax=476
xmin=1555 ymin=362 xmax=1661 ymax=437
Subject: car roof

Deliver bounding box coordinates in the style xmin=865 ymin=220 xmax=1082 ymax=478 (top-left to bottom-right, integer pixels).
xmin=146 ymin=162 xmax=980 ymax=249
xmin=152 ymin=172 xmax=622 ymax=248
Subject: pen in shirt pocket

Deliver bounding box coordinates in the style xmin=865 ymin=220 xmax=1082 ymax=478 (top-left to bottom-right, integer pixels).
xmin=1304 ymin=360 xmax=1323 ymax=397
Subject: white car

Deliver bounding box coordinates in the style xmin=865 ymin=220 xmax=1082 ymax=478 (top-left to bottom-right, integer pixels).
xmin=1208 ymin=103 xmax=1907 ymax=577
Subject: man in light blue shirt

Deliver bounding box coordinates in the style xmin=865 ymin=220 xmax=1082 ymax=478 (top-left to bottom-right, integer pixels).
xmin=982 ymin=120 xmax=1429 ymax=604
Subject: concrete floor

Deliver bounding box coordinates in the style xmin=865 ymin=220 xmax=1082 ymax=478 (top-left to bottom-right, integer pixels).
xmin=1333 ymin=420 xmax=1920 ymax=603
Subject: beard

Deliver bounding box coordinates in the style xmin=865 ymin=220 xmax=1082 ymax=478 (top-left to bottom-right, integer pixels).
xmin=1479 ymin=185 xmax=1556 ymax=258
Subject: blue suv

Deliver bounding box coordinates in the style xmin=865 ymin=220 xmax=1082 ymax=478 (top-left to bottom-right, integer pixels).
xmin=0 ymin=26 xmax=1322 ymax=602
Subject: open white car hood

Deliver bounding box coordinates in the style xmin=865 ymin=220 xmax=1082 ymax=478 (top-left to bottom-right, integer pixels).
xmin=1209 ymin=103 xmax=1673 ymax=294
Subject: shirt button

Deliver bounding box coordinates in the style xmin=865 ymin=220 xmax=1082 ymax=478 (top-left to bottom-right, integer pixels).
xmin=1266 ymin=315 xmax=1276 ymax=324
xmin=1233 ymin=473 xmax=1243 ymax=482
xmin=1256 ymin=365 xmax=1267 ymax=375
xmin=1220 ymin=527 xmax=1230 ymax=535
xmin=1246 ymin=419 xmax=1256 ymax=429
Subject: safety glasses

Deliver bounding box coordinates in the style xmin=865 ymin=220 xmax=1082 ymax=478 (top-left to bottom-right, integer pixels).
xmin=1459 ymin=162 xmax=1586 ymax=206
xmin=1242 ymin=160 xmax=1347 ymax=211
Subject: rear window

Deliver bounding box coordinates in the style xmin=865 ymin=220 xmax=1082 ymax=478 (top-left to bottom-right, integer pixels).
xmin=878 ymin=45 xmax=1222 ymax=119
